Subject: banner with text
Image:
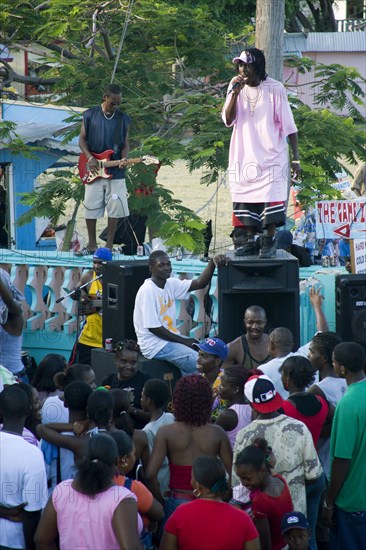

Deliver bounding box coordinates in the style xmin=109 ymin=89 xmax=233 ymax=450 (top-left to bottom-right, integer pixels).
xmin=351 ymin=239 xmax=366 ymax=274
xmin=315 ymin=200 xmax=366 ymax=239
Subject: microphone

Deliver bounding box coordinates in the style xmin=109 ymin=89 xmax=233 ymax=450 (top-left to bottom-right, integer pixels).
xmin=228 ymin=81 xmax=241 ymax=95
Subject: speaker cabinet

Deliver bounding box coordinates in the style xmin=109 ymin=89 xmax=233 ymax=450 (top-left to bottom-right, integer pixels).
xmin=336 ymin=274 xmax=366 ymax=349
xmin=138 ymin=358 xmax=181 ymax=394
xmin=218 ymin=252 xmax=300 ymax=347
xmin=102 ymin=260 xmax=149 ymax=345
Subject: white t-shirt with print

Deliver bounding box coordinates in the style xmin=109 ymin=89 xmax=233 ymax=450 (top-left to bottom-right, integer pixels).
xmin=0 ymin=432 xmax=48 ymax=549
xmin=133 ymin=278 xmax=192 ymax=359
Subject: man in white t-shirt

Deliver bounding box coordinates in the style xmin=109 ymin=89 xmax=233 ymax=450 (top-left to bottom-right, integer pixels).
xmin=0 ymin=385 xmax=48 ymax=549
xmin=133 ymin=250 xmax=227 ymax=376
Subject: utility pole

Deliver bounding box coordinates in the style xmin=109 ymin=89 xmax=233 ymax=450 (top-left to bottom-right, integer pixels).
xmin=255 ymin=0 xmax=285 ymax=82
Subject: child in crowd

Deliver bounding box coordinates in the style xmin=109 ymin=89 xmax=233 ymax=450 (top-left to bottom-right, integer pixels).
xmin=32 ymin=353 xmax=67 ymax=406
xmin=141 ymin=379 xmax=175 ymax=497
xmin=281 ymin=511 xmax=311 ymax=550
xmin=235 ymin=438 xmax=293 ymax=550
xmin=110 ymin=387 xmax=150 ymax=476
xmin=109 ymin=431 xmax=163 ymax=529
xmin=102 ymin=339 xmax=152 ymax=429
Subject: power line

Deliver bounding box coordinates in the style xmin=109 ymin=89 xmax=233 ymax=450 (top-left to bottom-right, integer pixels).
xmin=110 ymin=0 xmax=135 ymax=84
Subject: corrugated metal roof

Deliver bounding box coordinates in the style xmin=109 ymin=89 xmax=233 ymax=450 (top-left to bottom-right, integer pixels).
xmin=0 ymin=120 xmax=79 ymax=153
xmin=284 ymin=32 xmax=366 ymax=54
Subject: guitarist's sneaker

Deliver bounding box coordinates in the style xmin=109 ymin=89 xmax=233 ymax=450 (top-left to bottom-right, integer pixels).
xmin=74 ymin=246 xmax=97 ymax=256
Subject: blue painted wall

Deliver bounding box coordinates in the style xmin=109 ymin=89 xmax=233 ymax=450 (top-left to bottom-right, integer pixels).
xmin=1 ymin=101 xmax=80 ymax=249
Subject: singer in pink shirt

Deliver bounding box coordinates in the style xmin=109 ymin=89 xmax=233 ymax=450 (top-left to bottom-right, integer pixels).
xmin=222 ymin=48 xmax=301 ymax=259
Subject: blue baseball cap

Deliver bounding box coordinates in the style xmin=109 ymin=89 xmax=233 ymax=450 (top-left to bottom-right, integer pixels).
xmin=193 ymin=338 xmax=228 ymax=361
xmin=276 ymin=230 xmax=293 ymax=250
xmin=93 ymin=247 xmax=112 ymax=262
xmin=281 ymin=512 xmax=309 ymax=534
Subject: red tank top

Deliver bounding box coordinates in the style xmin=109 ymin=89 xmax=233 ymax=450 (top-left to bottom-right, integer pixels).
xmin=169 ymin=463 xmax=192 ymax=490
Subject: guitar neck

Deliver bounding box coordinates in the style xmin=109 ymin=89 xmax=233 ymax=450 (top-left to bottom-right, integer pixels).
xmin=103 ymin=157 xmax=143 ymax=168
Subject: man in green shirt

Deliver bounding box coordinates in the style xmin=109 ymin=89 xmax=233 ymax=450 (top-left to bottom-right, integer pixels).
xmin=323 ymin=341 xmax=366 ymax=548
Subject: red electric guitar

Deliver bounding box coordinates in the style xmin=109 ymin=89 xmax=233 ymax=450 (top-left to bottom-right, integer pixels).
xmin=78 ymin=149 xmax=159 ymax=184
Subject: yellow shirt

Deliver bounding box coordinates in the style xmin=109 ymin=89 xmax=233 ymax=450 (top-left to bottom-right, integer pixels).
xmin=78 ymin=274 xmax=103 ymax=348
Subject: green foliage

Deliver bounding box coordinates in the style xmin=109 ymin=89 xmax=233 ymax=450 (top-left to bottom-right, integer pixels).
xmin=126 ymin=162 xmax=205 ymax=253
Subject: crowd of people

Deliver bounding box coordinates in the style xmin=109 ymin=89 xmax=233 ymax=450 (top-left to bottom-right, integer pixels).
xmin=1 ymin=246 xmax=365 ymax=549
xmin=1 ymin=47 xmax=365 ymax=550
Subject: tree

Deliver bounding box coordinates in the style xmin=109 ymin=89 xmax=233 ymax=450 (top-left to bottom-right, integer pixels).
xmin=286 ymin=0 xmax=337 ymax=32
xmin=255 ymin=0 xmax=285 ymax=81
xmin=1 ymin=0 xmax=365 ymax=234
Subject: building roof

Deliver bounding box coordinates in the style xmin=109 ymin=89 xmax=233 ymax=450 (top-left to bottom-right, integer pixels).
xmin=0 ymin=120 xmax=79 ymax=154
xmin=284 ymin=32 xmax=366 ymax=55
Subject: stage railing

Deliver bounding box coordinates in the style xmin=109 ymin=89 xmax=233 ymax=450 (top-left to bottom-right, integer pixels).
xmin=0 ymin=249 xmax=344 ymax=363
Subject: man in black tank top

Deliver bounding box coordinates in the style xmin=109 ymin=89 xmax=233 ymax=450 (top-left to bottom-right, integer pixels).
xmin=222 ymin=305 xmax=270 ymax=371
xmin=78 ymin=83 xmax=131 ymax=255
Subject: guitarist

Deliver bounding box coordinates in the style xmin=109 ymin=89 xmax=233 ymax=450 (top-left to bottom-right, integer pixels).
xmin=77 ymin=83 xmax=131 ymax=255
xmin=69 ymin=247 xmax=112 ymax=366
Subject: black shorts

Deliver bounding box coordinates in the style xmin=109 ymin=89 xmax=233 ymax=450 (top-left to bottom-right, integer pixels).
xmin=232 ymin=201 xmax=286 ymax=230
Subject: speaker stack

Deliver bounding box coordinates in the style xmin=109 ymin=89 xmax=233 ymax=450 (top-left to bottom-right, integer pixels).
xmin=218 ymin=250 xmax=300 ymax=348
xmin=336 ymin=274 xmax=366 ymax=350
xmin=102 ymin=260 xmax=149 ymax=345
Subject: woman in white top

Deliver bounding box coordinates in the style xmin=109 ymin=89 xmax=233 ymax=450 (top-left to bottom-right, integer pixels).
xmin=216 ymin=365 xmax=252 ymax=448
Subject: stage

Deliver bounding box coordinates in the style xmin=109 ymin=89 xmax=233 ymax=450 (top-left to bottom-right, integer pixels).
xmin=0 ymin=247 xmax=346 ymax=364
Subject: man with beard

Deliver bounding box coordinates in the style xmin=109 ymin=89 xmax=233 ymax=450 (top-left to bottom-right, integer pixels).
xmin=222 ymin=305 xmax=270 ymax=371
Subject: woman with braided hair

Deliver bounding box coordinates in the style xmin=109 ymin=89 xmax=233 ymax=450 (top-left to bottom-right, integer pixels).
xmin=160 ymin=455 xmax=259 ymax=550
xmin=235 ymin=438 xmax=293 ymax=550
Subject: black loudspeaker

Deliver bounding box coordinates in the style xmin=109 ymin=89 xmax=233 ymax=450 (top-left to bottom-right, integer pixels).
xmin=336 ymin=274 xmax=366 ymax=349
xmin=138 ymin=358 xmax=182 ymax=395
xmin=102 ymin=260 xmax=149 ymax=345
xmin=218 ymin=251 xmax=300 ymax=348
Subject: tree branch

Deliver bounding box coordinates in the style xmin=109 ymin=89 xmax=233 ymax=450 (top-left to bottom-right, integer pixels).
xmin=100 ymin=27 xmax=114 ymax=60
xmin=42 ymin=42 xmax=80 ymax=60
xmin=34 ymin=1 xmax=51 ymax=11
xmin=295 ymin=9 xmax=314 ymax=31
xmin=90 ymin=44 xmax=110 ymax=61
xmin=0 ymin=60 xmax=59 ymax=85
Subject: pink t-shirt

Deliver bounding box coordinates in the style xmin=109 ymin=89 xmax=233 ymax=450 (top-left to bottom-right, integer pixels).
xmin=52 ymin=481 xmax=142 ymax=550
xmin=222 ymin=77 xmax=298 ymax=203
